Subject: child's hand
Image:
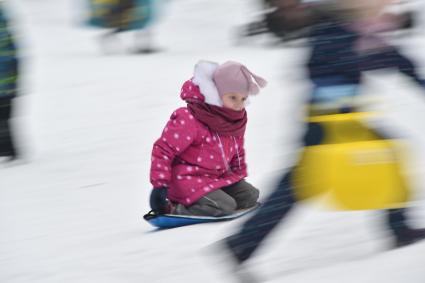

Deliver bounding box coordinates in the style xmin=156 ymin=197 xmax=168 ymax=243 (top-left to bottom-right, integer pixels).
xmin=149 ymin=187 xmax=169 ymax=214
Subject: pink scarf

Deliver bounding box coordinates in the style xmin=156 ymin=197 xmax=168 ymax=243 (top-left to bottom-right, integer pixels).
xmin=187 ymin=102 xmax=247 ymax=137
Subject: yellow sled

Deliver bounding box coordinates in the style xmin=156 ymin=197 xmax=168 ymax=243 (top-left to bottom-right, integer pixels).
xmin=293 ymin=112 xmax=410 ymax=210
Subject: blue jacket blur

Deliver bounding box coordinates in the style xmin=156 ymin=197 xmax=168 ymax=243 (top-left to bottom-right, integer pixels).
xmin=0 ymin=4 xmax=18 ymax=99
xmin=87 ymin=0 xmax=155 ymax=31
xmin=307 ymin=14 xmax=424 ymax=91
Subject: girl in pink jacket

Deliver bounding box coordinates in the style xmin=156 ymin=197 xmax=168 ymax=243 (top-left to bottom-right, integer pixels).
xmin=149 ymin=60 xmax=267 ymax=216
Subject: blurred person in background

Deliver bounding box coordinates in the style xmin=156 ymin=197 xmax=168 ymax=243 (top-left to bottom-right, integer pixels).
xmin=0 ymin=1 xmax=19 ymax=162
xmin=219 ymin=0 xmax=425 ymax=275
xmin=239 ymin=0 xmax=416 ymax=44
xmin=148 ymin=60 xmax=266 ymax=217
xmin=87 ymin=0 xmax=158 ymax=54
xmin=239 ymin=0 xmax=318 ymax=42
xmin=243 ymin=0 xmax=317 ymax=41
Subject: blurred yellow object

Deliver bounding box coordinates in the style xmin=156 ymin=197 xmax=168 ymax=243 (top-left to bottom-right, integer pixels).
xmin=294 ymin=112 xmax=410 ymax=210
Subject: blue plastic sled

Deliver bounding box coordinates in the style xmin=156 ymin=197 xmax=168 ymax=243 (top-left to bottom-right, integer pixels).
xmin=144 ymin=203 xmax=260 ymax=229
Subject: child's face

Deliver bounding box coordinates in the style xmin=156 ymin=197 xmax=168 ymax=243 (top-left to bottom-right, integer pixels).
xmin=222 ymin=92 xmax=247 ymax=111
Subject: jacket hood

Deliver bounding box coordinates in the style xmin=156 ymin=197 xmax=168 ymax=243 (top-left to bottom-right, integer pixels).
xmin=180 ymin=80 xmax=205 ymax=104
xmin=180 ymin=60 xmax=223 ymax=107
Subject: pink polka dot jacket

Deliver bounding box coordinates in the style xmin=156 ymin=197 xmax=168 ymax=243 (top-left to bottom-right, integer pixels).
xmin=150 ymin=80 xmax=247 ymax=206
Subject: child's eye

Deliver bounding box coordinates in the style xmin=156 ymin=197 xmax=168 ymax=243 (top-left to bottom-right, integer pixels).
xmin=242 ymin=97 xmax=247 ymax=101
xmin=231 ymin=96 xmax=236 ymax=100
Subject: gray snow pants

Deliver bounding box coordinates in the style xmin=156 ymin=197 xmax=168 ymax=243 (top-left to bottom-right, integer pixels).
xmin=173 ymin=180 xmax=259 ymax=217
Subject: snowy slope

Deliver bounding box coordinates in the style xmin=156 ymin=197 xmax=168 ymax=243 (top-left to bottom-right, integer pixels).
xmin=1 ymin=0 xmax=425 ymax=282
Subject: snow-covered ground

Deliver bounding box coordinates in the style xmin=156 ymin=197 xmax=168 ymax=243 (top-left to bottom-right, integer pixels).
xmin=1 ymin=0 xmax=425 ymax=282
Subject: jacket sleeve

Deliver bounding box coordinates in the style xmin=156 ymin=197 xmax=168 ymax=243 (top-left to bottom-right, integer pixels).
xmin=150 ymin=108 xmax=197 ymax=188
xmin=229 ymin=136 xmax=247 ymax=178
xmin=0 ymin=16 xmax=19 ymax=98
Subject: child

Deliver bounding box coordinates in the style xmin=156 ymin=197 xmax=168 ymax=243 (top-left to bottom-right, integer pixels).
xmin=148 ymin=60 xmax=267 ymax=217
xmin=220 ymin=0 xmax=425 ymax=270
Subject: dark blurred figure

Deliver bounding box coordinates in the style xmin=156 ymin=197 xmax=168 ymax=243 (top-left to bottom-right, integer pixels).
xmin=219 ymin=0 xmax=425 ymax=275
xmin=307 ymin=0 xmax=424 ymax=93
xmin=0 ymin=2 xmax=19 ymax=161
xmin=239 ymin=0 xmax=316 ymax=42
xmin=88 ymin=0 xmax=157 ymax=53
xmin=239 ymin=0 xmax=416 ymax=43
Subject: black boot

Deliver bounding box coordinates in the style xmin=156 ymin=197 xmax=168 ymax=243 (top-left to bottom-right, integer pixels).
xmin=394 ymin=228 xmax=425 ymax=248
xmin=385 ymin=208 xmax=425 ymax=248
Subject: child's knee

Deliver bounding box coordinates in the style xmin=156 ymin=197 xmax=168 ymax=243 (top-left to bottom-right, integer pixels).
xmin=219 ymin=197 xmax=238 ymax=215
xmin=195 ymin=191 xmax=238 ymax=216
xmin=244 ymin=186 xmax=260 ymax=207
xmin=235 ymin=181 xmax=260 ymax=208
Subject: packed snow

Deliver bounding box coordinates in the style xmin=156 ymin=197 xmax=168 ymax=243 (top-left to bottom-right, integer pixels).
xmin=1 ymin=0 xmax=425 ymax=282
